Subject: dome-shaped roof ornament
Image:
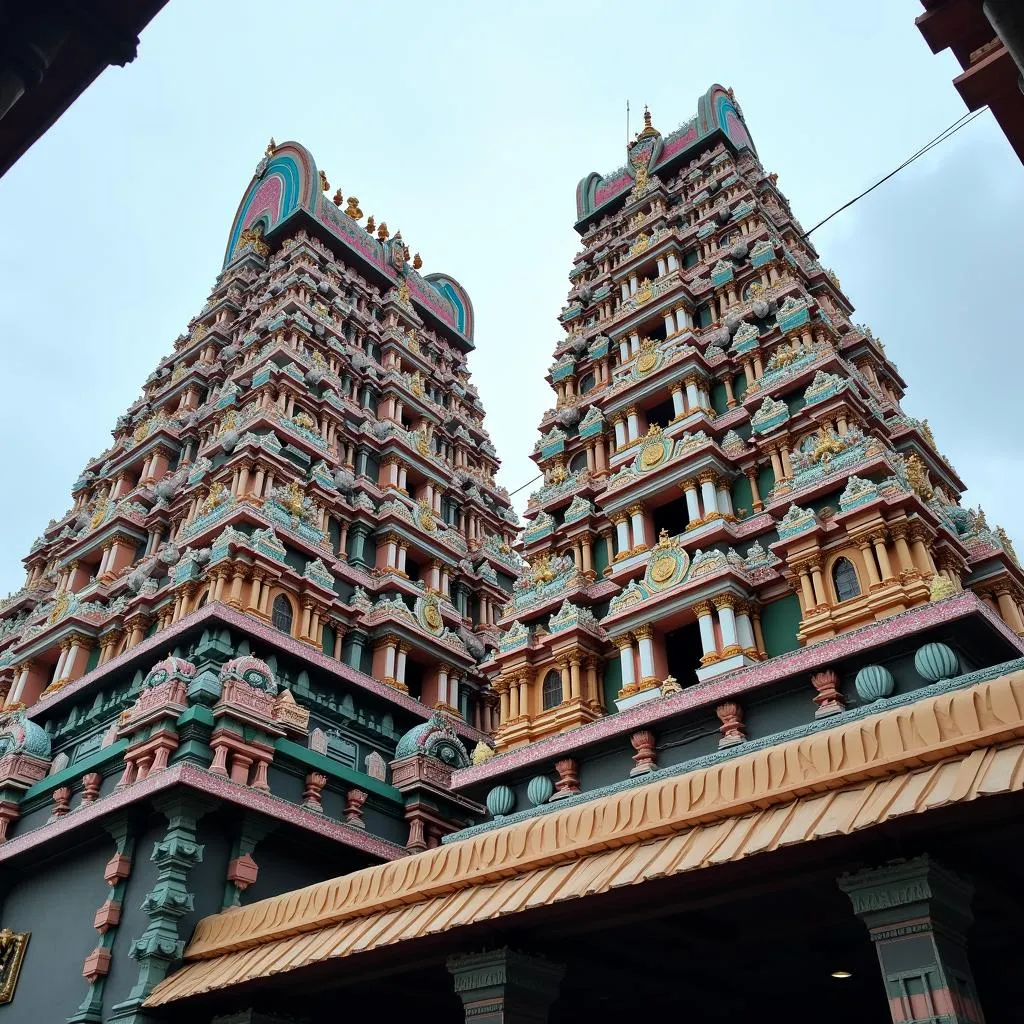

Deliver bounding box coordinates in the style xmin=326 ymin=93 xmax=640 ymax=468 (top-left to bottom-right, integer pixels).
xmin=637 ymin=104 xmax=660 ymax=140
xmin=394 ymin=712 xmax=470 ymax=768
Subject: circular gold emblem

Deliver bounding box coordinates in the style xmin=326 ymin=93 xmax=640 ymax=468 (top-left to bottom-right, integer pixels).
xmin=636 ymin=350 xmax=657 ymax=375
xmin=423 ymin=603 xmax=442 ymax=630
xmin=650 ymin=555 xmax=677 ymax=584
xmin=640 ymin=443 xmax=664 ymax=469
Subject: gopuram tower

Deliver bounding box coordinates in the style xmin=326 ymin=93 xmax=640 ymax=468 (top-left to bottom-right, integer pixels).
xmin=0 ymin=140 xmax=517 ymax=1022
xmin=476 ymin=85 xmax=1024 ymax=754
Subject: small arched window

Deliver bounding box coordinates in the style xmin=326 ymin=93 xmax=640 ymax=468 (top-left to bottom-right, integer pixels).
xmin=578 ymin=372 xmax=596 ymax=396
xmin=272 ymin=594 xmax=294 ymax=634
xmin=568 ymin=451 xmax=589 ymax=475
xmin=542 ymin=669 xmax=562 ymax=711
xmin=832 ymin=558 xmax=861 ymax=603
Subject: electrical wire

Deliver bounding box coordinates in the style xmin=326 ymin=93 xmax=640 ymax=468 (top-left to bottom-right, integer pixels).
xmin=803 ymin=108 xmax=986 ymax=238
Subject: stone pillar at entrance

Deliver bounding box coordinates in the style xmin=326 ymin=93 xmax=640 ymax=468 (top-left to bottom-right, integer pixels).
xmin=447 ymin=948 xmax=565 ymax=1024
xmin=839 ymin=855 xmax=987 ymax=1024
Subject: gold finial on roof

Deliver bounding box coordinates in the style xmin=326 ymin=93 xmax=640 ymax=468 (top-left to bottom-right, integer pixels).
xmin=345 ymin=196 xmax=363 ymax=220
xmin=413 ymin=252 xmax=422 ymax=270
xmin=319 ymin=170 xmax=330 ymax=192
xmin=266 ymin=137 xmax=277 ymax=156
xmin=377 ymin=222 xmax=389 ymax=241
xmin=332 ymin=189 xmax=343 ymax=207
xmin=366 ymin=215 xmax=376 ymax=233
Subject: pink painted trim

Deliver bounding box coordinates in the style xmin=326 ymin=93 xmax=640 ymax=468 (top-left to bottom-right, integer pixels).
xmin=27 ymin=604 xmax=487 ymax=746
xmin=451 ymin=592 xmax=1023 ymax=789
xmin=0 ymin=762 xmax=407 ymax=864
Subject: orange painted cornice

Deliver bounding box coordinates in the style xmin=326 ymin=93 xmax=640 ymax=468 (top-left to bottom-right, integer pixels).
xmin=147 ymin=669 xmax=1024 ymax=1006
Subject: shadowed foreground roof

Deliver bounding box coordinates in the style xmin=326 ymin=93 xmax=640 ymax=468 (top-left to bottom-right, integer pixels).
xmin=147 ymin=669 xmax=1024 ymax=1006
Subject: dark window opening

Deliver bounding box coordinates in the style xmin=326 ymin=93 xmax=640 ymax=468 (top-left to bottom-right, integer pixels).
xmin=832 ymin=558 xmax=861 ymax=603
xmin=272 ymin=594 xmax=294 ymax=633
xmin=665 ymin=621 xmax=704 ymax=687
xmin=542 ymin=669 xmax=562 ymax=710
xmin=653 ymin=493 xmax=690 ymax=536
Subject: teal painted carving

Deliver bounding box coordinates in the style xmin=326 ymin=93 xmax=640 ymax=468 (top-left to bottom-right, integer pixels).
xmin=0 ymin=707 xmax=52 ymax=760
xmin=108 ymin=793 xmax=216 ymax=1024
xmin=394 ymin=712 xmax=470 ymax=768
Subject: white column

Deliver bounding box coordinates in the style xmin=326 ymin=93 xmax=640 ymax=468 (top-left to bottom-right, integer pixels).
xmin=397 ymin=546 xmax=408 ymax=573
xmin=698 ymin=386 xmax=711 ymax=409
xmin=685 ymin=380 xmax=700 ymax=409
xmin=626 ymin=410 xmax=639 ymax=440
xmin=630 ymin=333 xmax=640 ymax=355
xmin=438 ymin=666 xmax=449 ymax=704
xmin=696 ymin=606 xmax=717 ymax=659
xmin=449 ymin=674 xmax=461 ymax=708
xmin=396 ymin=646 xmax=407 ymax=686
xmin=716 ymin=483 xmax=734 ymax=516
xmin=636 ymin=633 xmax=655 ymax=678
xmin=615 ymin=519 xmax=630 ymax=553
xmin=618 ymin=640 xmax=636 ymax=690
xmin=656 ymin=257 xmax=667 ymax=277
xmin=666 ymin=253 xmax=679 ymax=272
xmin=736 ymin=609 xmax=756 ymax=652
xmin=620 ymin=282 xmax=629 ymax=302
xmin=619 ymin=340 xmax=630 ymax=362
xmin=385 ymin=539 xmax=397 ymax=568
xmin=52 ymin=646 xmax=70 ymax=682
xmin=683 ymin=483 xmax=701 ymax=522
xmin=663 ymin=311 xmax=676 ymax=336
xmin=384 ymin=644 xmax=396 ymax=679
xmin=8 ymin=665 xmax=31 ymax=705
xmin=630 ymin=509 xmax=646 ymax=548
xmin=629 ymin=275 xmax=638 ymax=295
xmin=614 ymin=420 xmax=627 ymax=447
xmin=700 ymin=477 xmax=719 ymax=516
xmin=672 ymin=388 xmax=685 ymax=417
xmin=398 ymin=466 xmax=408 ymax=490
xmin=717 ymin=603 xmax=739 ymax=649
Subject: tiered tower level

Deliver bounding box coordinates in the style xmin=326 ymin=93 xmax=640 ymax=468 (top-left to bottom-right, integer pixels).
xmin=480 ymin=83 xmax=1024 ymax=757
xmin=0 ymin=140 xmax=518 ymax=1021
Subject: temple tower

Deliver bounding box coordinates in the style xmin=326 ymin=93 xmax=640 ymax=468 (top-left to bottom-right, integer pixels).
xmin=487 ymin=85 xmax=1024 ymax=750
xmin=0 ymin=139 xmax=517 ymax=1022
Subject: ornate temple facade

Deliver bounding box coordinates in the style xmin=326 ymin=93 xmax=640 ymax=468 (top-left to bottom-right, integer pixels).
xmin=3 ymin=85 xmax=1024 ymax=1024
xmin=0 ymin=140 xmax=517 ymax=1022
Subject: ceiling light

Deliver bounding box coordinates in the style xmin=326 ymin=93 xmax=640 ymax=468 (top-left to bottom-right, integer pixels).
xmin=831 ymin=970 xmax=852 ymax=979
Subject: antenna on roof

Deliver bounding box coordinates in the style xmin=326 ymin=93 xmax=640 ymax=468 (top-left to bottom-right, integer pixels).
xmin=626 ymin=100 xmax=631 ymax=149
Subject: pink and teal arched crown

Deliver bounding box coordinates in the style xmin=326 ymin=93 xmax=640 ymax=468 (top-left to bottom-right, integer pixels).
xmin=222 ymin=141 xmax=475 ymax=346
xmin=575 ymin=84 xmax=756 ymax=226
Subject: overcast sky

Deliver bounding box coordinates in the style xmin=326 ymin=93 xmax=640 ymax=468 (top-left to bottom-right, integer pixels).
xmin=1 ymin=0 xmax=1021 ymax=597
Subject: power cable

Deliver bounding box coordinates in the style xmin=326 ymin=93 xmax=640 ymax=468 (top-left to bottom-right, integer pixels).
xmin=803 ymin=108 xmax=986 ymax=238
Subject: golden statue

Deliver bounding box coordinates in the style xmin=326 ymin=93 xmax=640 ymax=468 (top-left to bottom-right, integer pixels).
xmin=200 ymin=481 xmax=227 ymax=516
xmin=929 ymin=574 xmax=958 ymax=601
xmin=332 ymin=189 xmax=343 ymax=207
xmin=997 ymin=526 xmax=1019 ymax=565
xmin=548 ymin=460 xmax=567 ymax=485
xmin=283 ymin=480 xmax=305 ymax=516
xmin=471 ymin=741 xmax=496 ymax=765
xmin=905 ymin=452 xmax=934 ymax=500
xmin=319 ymin=170 xmax=330 ymax=192
xmin=344 ymin=196 xmax=362 ymax=220
xmin=413 ymin=252 xmax=423 ymax=270
xmin=377 ymin=221 xmax=390 ymax=241
xmin=811 ymin=428 xmax=846 ymax=465
xmin=90 ymin=493 xmax=110 ymax=529
xmin=366 ymin=215 xmax=376 ymax=233
xmin=398 ymin=280 xmax=411 ymax=305
xmin=529 ymin=554 xmax=557 ymax=585
xmin=265 ymin=137 xmax=277 ymax=156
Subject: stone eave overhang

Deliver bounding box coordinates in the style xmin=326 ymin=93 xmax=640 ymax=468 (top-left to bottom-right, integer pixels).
xmin=105 ymin=432 xmax=185 ymax=480
xmin=599 ymin=449 xmax=731 ymax=517
xmin=266 ymin=207 xmax=474 ymax=355
xmin=25 ymin=602 xmax=488 ymax=747
xmin=55 ymin=519 xmax=149 ymax=570
xmin=602 ymin=346 xmax=712 ymax=417
xmin=180 ymin=501 xmax=330 ymax=562
xmin=495 ymin=581 xmax=595 ymax=632
xmin=362 ymin=615 xmax=477 ymax=674
xmin=0 ymin=761 xmax=407 ymax=870
xmin=740 ymin=350 xmax=848 ymax=412
xmin=838 ymin=335 xmax=907 ymax=389
xmin=526 ymin=478 xmax=599 ymax=518
xmin=373 ymin=510 xmax=467 ymax=564
xmin=606 ymin=278 xmax=695 ymax=341
xmin=889 ymin=429 xmax=968 ymax=495
xmin=610 ymin=229 xmax=681 ymax=283
xmin=450 ymin=591 xmax=1024 ymax=791
xmin=602 ymin=568 xmax=753 ymax=638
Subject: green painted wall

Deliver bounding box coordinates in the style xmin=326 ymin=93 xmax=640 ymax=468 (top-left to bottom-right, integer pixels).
xmin=758 ymin=464 xmax=775 ymax=499
xmin=593 ymin=535 xmax=610 ymax=577
xmin=731 ymin=474 xmax=753 ymax=517
xmin=322 ymin=624 xmax=336 ymax=658
xmin=732 ymin=370 xmax=747 ymax=402
xmin=710 ymin=381 xmax=728 ymax=415
xmin=602 ymin=655 xmax=622 ymax=710
xmin=761 ymin=594 xmax=801 ymax=657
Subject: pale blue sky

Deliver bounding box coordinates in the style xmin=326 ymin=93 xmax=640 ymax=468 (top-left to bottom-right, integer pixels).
xmin=1 ymin=0 xmax=1022 ymax=596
